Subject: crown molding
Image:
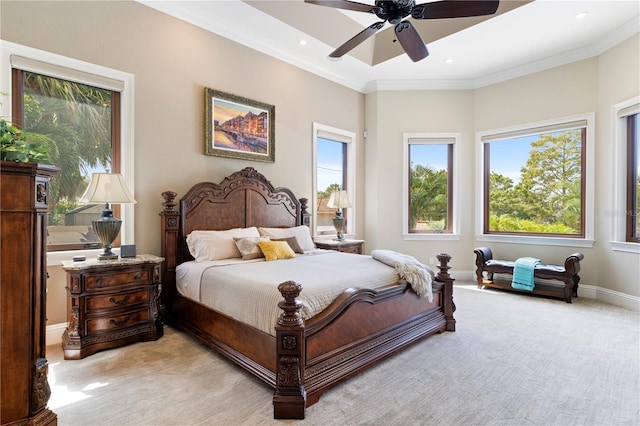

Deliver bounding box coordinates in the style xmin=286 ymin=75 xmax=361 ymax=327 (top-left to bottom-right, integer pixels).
xmin=138 ymin=1 xmax=639 ymax=94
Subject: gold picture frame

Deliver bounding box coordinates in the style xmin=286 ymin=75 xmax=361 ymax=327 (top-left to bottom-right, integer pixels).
xmin=205 ymin=88 xmax=275 ymax=162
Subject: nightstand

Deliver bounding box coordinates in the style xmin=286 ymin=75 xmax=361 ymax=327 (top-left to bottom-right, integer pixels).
xmin=314 ymin=239 xmax=364 ymax=254
xmin=61 ymin=254 xmax=164 ymax=360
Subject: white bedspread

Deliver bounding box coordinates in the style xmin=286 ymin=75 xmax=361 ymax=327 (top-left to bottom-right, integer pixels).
xmin=175 ymin=251 xmax=400 ymax=336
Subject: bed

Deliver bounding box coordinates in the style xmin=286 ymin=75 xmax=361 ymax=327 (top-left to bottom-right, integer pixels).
xmin=159 ymin=167 xmax=456 ymax=419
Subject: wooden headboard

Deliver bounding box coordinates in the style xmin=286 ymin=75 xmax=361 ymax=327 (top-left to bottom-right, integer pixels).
xmin=160 ymin=167 xmax=310 ymax=310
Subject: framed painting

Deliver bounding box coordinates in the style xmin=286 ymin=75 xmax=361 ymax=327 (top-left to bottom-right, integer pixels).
xmin=205 ymin=88 xmax=275 ymax=162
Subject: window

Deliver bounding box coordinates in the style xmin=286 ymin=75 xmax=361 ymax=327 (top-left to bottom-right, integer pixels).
xmin=626 ymin=113 xmax=639 ymax=242
xmin=2 ymin=41 xmax=134 ymax=261
xmin=312 ymin=123 xmax=355 ymax=237
xmin=611 ymin=97 xmax=640 ymax=252
xmin=12 ymin=70 xmax=119 ymax=251
xmin=477 ymin=114 xmax=594 ymax=247
xmin=403 ymin=133 xmax=460 ymax=240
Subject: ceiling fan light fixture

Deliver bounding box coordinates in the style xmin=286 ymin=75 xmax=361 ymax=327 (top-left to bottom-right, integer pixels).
xmin=304 ymin=0 xmax=501 ymax=62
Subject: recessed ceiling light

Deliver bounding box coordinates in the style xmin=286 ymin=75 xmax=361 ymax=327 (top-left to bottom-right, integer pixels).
xmin=576 ymin=11 xmax=589 ymax=20
xmin=445 ymin=59 xmax=454 ymax=64
xmin=298 ymin=39 xmax=308 ymax=46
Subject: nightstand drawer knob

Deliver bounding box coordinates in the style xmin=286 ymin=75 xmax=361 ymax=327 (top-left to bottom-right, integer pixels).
xmin=109 ymin=316 xmax=131 ymax=327
xmin=96 ymin=278 xmax=104 ymax=286
xmin=134 ymin=273 xmax=142 ymax=280
xmin=109 ymin=295 xmax=131 ymax=306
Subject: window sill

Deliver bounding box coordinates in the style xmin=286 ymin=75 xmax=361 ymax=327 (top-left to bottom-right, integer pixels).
xmin=609 ymin=241 xmax=640 ymax=254
xmin=47 ymin=248 xmax=121 ymax=266
xmin=476 ymin=234 xmax=595 ymax=248
xmin=403 ymin=233 xmax=460 ymax=241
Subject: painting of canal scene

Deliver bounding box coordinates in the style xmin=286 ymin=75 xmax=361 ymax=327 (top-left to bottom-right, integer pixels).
xmin=205 ymin=88 xmax=275 ymax=162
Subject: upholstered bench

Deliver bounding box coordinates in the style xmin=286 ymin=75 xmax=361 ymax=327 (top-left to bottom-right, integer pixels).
xmin=474 ymin=247 xmax=584 ymax=303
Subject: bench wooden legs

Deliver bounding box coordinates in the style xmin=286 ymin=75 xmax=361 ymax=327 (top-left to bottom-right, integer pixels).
xmin=564 ymin=275 xmax=580 ymax=303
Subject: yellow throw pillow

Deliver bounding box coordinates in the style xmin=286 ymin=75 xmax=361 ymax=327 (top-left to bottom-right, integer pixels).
xmin=257 ymin=240 xmax=296 ymax=261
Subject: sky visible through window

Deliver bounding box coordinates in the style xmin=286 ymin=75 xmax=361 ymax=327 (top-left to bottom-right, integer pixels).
xmin=319 ymin=134 xmax=580 ymax=190
xmin=488 ymin=136 xmax=535 ymax=183
xmin=317 ymin=137 xmax=344 ymax=191
xmin=410 ymin=144 xmax=447 ymax=170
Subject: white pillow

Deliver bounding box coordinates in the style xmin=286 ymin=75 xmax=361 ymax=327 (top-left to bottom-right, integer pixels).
xmin=186 ymin=227 xmax=260 ymax=262
xmin=258 ymin=225 xmax=315 ymax=252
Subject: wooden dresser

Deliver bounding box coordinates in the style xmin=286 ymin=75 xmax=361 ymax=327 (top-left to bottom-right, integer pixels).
xmin=61 ymin=255 xmax=164 ymax=360
xmin=1 ymin=161 xmax=59 ymax=426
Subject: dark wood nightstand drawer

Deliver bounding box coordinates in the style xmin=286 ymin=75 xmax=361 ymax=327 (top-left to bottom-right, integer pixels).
xmin=86 ymin=308 xmax=150 ymax=333
xmin=338 ymin=246 xmax=360 ymax=254
xmin=85 ymin=268 xmax=150 ymax=291
xmin=85 ymin=288 xmax=151 ymax=312
xmin=62 ymin=255 xmax=164 ymax=360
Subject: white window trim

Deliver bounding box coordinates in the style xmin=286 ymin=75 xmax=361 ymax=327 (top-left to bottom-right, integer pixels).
xmin=475 ymin=113 xmax=595 ymax=248
xmin=312 ymin=122 xmax=356 ymax=239
xmin=609 ymin=96 xmax=640 ymax=254
xmin=402 ymin=132 xmax=461 ymax=241
xmin=1 ymin=40 xmax=135 ymax=264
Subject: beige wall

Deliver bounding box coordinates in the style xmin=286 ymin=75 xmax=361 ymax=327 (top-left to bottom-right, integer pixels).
xmin=595 ymin=35 xmax=640 ymax=296
xmin=1 ymin=1 xmax=365 ymax=325
xmin=364 ymin=90 xmax=476 ymax=261
xmin=364 ymin=36 xmax=640 ymax=299
xmin=1 ymin=1 xmax=638 ymax=327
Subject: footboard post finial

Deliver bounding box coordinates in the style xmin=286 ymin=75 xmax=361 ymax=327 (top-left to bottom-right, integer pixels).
xmin=274 ymin=281 xmax=307 ymax=419
xmin=436 ymin=253 xmax=452 ymax=281
xmin=436 ymin=253 xmax=456 ymax=332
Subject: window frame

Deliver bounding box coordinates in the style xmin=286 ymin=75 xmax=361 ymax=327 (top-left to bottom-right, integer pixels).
xmin=1 ymin=41 xmax=135 ymax=264
xmin=626 ymin=114 xmax=638 ymax=243
xmin=312 ymin=122 xmax=356 ymax=239
xmin=475 ymin=113 xmax=595 ymax=248
xmin=402 ymin=132 xmax=460 ymax=241
xmin=610 ymin=97 xmax=640 ymax=253
xmin=12 ymin=69 xmax=122 ymax=252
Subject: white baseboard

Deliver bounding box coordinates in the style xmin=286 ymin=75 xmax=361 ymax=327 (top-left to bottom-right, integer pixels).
xmin=46 ymin=322 xmax=67 ymax=348
xmin=452 ymin=269 xmax=640 ymax=312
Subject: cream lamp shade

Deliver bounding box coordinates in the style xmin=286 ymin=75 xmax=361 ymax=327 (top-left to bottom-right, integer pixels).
xmin=79 ymin=173 xmax=137 ymax=204
xmin=327 ymin=190 xmax=352 ymax=209
xmin=79 ymin=173 xmax=136 ymax=260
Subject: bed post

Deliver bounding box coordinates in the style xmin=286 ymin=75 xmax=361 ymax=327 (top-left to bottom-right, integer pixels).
xmin=436 ymin=253 xmax=456 ymax=332
xmin=160 ymin=191 xmax=179 ymax=322
xmin=273 ymin=281 xmax=307 ymax=419
xmin=299 ymin=198 xmax=310 ymax=227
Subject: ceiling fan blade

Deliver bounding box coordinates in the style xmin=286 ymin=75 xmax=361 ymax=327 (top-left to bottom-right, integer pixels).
xmin=329 ymin=21 xmax=385 ymax=58
xmin=412 ymin=0 xmax=499 ymax=19
xmin=304 ymin=0 xmax=376 ymax=13
xmin=394 ymin=21 xmax=429 ymax=62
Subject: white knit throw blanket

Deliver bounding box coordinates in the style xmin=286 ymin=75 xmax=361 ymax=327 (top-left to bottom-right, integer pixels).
xmin=371 ymin=249 xmax=434 ymax=302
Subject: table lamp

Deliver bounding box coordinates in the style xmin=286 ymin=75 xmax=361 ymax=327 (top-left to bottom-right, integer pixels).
xmin=79 ymin=173 xmax=136 ymax=260
xmin=327 ymin=189 xmax=352 ymax=241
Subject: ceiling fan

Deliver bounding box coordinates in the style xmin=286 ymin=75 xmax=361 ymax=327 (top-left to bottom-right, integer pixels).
xmin=304 ymin=0 xmax=500 ymax=62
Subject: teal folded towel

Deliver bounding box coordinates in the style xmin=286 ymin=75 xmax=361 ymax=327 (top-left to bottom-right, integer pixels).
xmin=511 ymin=257 xmax=540 ymax=291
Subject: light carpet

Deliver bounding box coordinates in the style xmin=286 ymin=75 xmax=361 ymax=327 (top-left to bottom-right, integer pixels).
xmin=46 ymin=283 xmax=640 ymax=425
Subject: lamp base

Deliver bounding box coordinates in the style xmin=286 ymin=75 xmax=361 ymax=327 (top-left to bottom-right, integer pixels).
xmin=332 ymin=211 xmax=345 ymax=241
xmin=97 ymin=251 xmax=119 ymax=261
xmin=92 ymin=203 xmax=122 ymax=260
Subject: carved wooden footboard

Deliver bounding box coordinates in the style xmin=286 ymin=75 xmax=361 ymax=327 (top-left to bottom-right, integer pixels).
xmin=273 ymin=253 xmax=455 ymax=418
xmin=160 ymin=167 xmax=456 ymax=419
